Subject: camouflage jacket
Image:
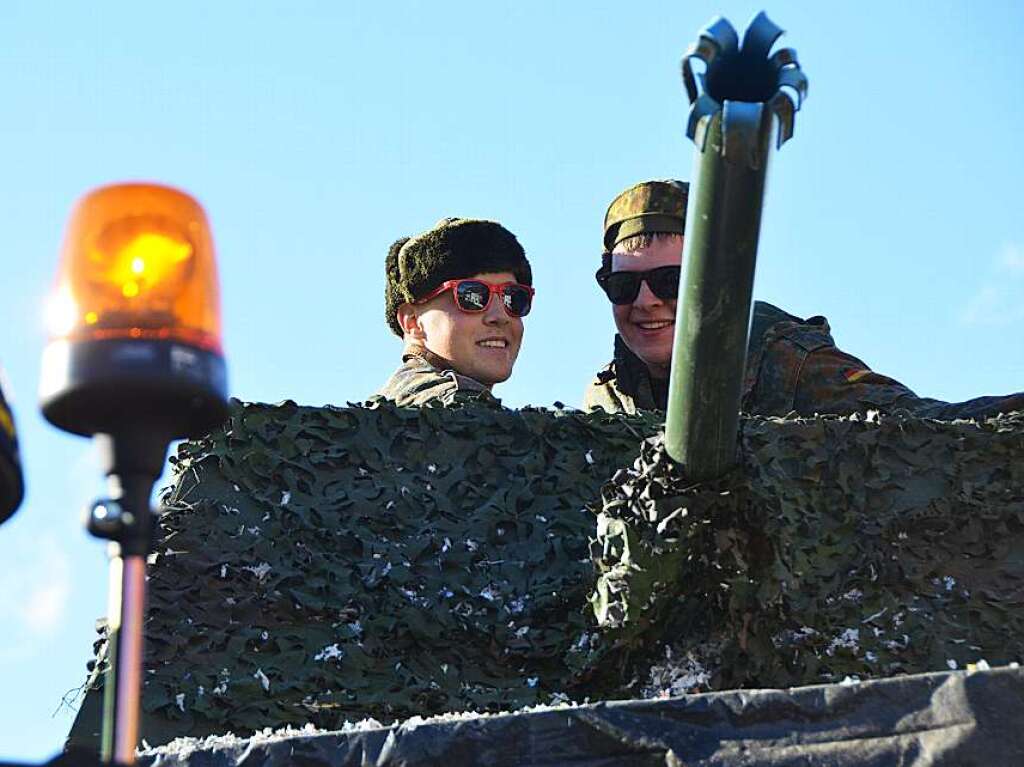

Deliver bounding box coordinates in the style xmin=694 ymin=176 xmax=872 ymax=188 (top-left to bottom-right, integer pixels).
xmin=373 ymin=347 xmax=499 ymax=407
xmin=584 ymin=301 xmax=1024 ymax=419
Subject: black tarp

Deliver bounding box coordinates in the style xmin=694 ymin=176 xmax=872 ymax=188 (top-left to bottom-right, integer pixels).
xmin=138 ymin=666 xmax=1024 ymax=766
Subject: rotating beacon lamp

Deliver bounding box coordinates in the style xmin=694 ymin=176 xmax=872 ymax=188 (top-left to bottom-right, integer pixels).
xmin=40 ymin=183 xmax=228 ymax=765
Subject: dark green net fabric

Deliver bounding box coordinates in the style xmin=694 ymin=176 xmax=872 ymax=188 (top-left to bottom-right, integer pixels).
xmin=70 ymin=402 xmax=1024 ymax=747
xmin=108 ymin=401 xmax=659 ymax=740
xmin=589 ymin=410 xmax=1024 ymax=693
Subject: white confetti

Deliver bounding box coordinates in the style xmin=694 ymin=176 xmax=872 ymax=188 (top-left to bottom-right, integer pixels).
xmin=254 ymin=668 xmax=270 ymax=692
xmin=242 ymin=562 xmax=272 ymax=581
xmin=314 ymin=644 xmax=344 ymax=662
xmin=826 ymin=628 xmax=860 ymax=656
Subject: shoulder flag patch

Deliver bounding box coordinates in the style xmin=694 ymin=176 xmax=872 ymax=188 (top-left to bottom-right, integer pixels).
xmin=844 ymin=368 xmax=872 ymax=383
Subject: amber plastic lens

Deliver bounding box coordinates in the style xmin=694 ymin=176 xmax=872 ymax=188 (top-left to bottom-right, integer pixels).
xmin=46 ymin=183 xmax=223 ymax=353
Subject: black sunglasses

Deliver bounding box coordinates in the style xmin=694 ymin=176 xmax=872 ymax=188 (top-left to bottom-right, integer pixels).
xmin=596 ymin=265 xmax=681 ymax=305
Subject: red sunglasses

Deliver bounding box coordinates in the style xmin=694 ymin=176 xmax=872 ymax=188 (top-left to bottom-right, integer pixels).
xmin=417 ymin=279 xmax=535 ymax=318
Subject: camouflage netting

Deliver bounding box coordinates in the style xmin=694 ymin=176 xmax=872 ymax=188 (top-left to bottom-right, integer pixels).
xmin=587 ymin=410 xmax=1024 ymax=696
xmin=75 ymin=400 xmax=662 ymax=745
xmin=70 ymin=402 xmax=1024 ymax=749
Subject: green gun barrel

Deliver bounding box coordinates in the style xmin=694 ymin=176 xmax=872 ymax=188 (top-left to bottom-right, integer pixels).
xmin=665 ymin=12 xmax=807 ymax=479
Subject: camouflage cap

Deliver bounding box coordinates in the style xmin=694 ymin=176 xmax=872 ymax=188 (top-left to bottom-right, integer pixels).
xmin=385 ymin=217 xmax=532 ymax=337
xmin=603 ymin=180 xmax=690 ymax=251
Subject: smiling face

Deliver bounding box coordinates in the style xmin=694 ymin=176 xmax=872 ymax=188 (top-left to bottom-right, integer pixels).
xmin=399 ymin=271 xmax=524 ymax=386
xmin=611 ymin=236 xmax=682 ymax=379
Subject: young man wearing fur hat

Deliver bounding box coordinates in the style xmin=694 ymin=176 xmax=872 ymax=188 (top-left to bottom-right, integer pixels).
xmin=585 ymin=180 xmax=1024 ymax=419
xmin=377 ymin=217 xmax=534 ymax=407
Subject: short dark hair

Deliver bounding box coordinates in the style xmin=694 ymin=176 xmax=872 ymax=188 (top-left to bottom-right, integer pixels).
xmin=600 ymin=232 xmax=683 ymax=273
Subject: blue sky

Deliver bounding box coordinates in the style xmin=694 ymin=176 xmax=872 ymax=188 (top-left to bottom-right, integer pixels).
xmin=1 ymin=1 xmax=1022 ymax=759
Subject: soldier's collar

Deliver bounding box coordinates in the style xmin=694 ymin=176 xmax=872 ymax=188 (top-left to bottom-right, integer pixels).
xmin=613 ymin=335 xmax=660 ymax=401
xmin=402 ymin=343 xmax=457 ymax=374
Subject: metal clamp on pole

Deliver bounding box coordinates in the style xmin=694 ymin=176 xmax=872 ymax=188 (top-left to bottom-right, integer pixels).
xmin=664 ymin=11 xmax=807 ymax=480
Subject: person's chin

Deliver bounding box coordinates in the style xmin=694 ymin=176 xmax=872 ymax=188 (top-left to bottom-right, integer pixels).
xmin=483 ymin=365 xmax=513 ymax=385
xmin=466 ymin=362 xmax=510 ymax=386
xmin=625 ymin=336 xmax=669 ymax=363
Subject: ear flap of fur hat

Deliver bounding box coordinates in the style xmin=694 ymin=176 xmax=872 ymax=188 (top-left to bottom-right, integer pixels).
xmin=384 ymin=218 xmax=531 ymax=337
xmin=384 ymin=236 xmax=412 ymax=337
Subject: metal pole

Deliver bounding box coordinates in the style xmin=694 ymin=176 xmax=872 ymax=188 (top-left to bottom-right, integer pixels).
xmin=102 ymin=553 xmax=147 ymax=764
xmin=88 ymin=435 xmax=167 ymax=765
xmin=664 ymin=12 xmax=807 ymax=479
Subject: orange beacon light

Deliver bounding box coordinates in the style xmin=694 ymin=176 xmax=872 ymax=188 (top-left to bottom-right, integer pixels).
xmin=40 ymin=182 xmax=228 ymax=439
xmin=38 ymin=183 xmax=229 ymax=764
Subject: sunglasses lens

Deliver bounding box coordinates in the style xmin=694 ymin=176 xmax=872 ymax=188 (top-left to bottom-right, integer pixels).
xmin=647 ymin=266 xmax=681 ymax=299
xmin=503 ymin=285 xmax=533 ymax=317
xmin=601 ymin=273 xmax=641 ymax=304
xmin=455 ymin=281 xmax=490 ymax=311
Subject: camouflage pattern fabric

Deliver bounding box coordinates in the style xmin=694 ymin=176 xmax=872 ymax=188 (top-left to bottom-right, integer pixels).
xmin=583 ymin=336 xmax=658 ymax=415
xmin=587 ymin=409 xmax=1024 ymax=695
xmin=132 ymin=666 xmax=1024 ymax=766
xmin=67 ymin=401 xmax=1024 ymax=750
xmin=603 ymin=180 xmax=689 ymax=251
xmin=783 ymin=343 xmax=1024 ymax=420
xmin=68 ymin=400 xmax=662 ymax=748
xmin=372 ymin=348 xmax=495 ymax=407
xmin=585 ymin=301 xmax=1024 ymax=419
xmin=584 ymin=301 xmax=798 ymax=413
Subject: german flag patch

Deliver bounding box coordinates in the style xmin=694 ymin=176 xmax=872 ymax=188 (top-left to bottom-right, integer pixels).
xmin=844 ymin=368 xmax=873 ymax=384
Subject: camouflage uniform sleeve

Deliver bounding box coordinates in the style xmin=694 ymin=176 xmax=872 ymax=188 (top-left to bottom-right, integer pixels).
xmin=744 ymin=307 xmax=1024 ymax=420
xmin=794 ymin=347 xmax=1024 ymax=419
xmin=744 ymin=316 xmax=835 ymax=415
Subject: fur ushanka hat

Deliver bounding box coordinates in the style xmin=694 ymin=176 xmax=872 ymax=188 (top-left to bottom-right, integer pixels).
xmin=385 ymin=217 xmax=532 ymax=337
